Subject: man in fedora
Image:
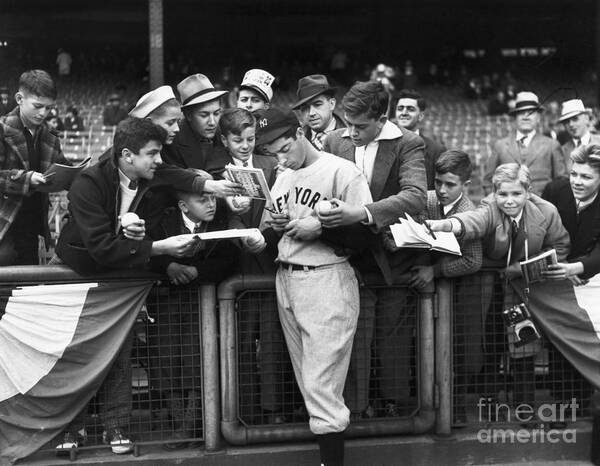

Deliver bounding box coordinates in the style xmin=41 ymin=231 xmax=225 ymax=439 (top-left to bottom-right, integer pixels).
xmin=165 ymin=74 xmax=230 ymax=175
xmin=483 ymin=91 xmax=565 ymax=195
xmin=558 ymin=98 xmax=600 ymax=170
xmin=237 ymin=68 xmax=275 ymax=113
xmin=102 ymin=92 xmax=128 ymax=126
xmin=292 ymin=74 xmax=345 ymax=151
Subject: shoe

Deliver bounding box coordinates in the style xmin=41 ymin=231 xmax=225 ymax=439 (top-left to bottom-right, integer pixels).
xmin=103 ymin=428 xmax=133 ymax=454
xmin=55 ymin=430 xmax=86 ymax=455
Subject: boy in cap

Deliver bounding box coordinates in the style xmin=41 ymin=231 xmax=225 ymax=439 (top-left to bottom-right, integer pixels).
xmin=292 ymin=74 xmax=345 ymax=151
xmin=558 ymin=98 xmax=600 ymax=170
xmin=257 ymin=108 xmax=372 ymax=466
xmin=237 ymin=68 xmax=275 ymax=113
xmin=0 ymin=69 xmax=70 ymax=265
xmin=484 ymin=91 xmax=565 ymax=195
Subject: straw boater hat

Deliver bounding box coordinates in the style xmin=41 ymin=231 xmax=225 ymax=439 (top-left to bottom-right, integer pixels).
xmin=177 ymin=74 xmax=228 ymax=108
xmin=291 ymin=74 xmax=337 ymax=109
xmin=558 ymin=99 xmax=590 ymax=123
xmin=129 ymin=85 xmax=176 ymax=118
xmin=240 ymin=69 xmax=275 ymax=103
xmin=509 ymin=91 xmax=543 ymax=115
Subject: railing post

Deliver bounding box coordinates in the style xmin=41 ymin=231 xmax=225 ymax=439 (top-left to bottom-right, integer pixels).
xmin=200 ymin=283 xmax=221 ymax=451
xmin=436 ymin=279 xmax=453 ymax=435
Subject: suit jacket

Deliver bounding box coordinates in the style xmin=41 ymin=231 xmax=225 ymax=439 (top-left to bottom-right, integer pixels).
xmin=150 ymin=205 xmax=239 ymax=283
xmin=453 ymin=193 xmax=570 ymax=267
xmin=543 ymin=177 xmax=600 ymax=279
xmin=426 ymin=190 xmax=482 ymax=277
xmin=422 ymin=134 xmax=446 ymax=190
xmin=163 ymin=119 xmax=223 ymax=172
xmin=324 ymin=125 xmax=427 ymax=283
xmin=484 ymin=132 xmax=566 ymax=195
xmin=0 ymin=107 xmax=68 ymax=244
xmin=561 ymin=133 xmax=600 ymax=170
xmin=304 ymin=113 xmax=346 ymax=150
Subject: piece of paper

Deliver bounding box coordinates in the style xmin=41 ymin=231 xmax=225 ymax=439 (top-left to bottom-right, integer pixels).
xmin=179 ymin=228 xmax=261 ymax=241
xmin=37 ymin=156 xmax=91 ymax=193
xmin=389 ymin=213 xmax=462 ymax=256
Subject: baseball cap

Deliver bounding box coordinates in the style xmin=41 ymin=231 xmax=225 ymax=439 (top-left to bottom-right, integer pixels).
xmin=255 ymin=108 xmax=300 ymax=146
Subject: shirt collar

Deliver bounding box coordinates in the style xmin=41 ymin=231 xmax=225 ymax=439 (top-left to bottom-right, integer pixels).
xmin=516 ymin=130 xmax=536 ymax=146
xmin=341 ymin=119 xmax=403 ymax=141
xmin=232 ymin=155 xmax=253 ymax=167
xmin=577 ymin=192 xmax=598 ymax=213
xmin=118 ymin=168 xmax=138 ymax=191
xmin=322 ymin=116 xmax=337 ymax=134
xmin=510 ymin=210 xmax=524 ymax=224
xmin=182 ymin=211 xmax=201 ymax=233
xmin=579 ymin=132 xmax=592 ymax=146
xmin=442 ymin=193 xmax=463 ymax=215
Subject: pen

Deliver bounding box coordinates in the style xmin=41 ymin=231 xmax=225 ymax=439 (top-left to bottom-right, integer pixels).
xmin=43 ymin=173 xmax=55 ymax=179
xmin=424 ymin=221 xmax=437 ymax=240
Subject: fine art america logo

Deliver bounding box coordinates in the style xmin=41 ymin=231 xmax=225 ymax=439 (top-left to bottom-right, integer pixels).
xmin=477 ymin=398 xmax=578 ymax=443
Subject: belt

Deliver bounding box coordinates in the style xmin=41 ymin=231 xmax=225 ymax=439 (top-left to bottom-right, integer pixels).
xmin=279 ymin=262 xmax=317 ymax=272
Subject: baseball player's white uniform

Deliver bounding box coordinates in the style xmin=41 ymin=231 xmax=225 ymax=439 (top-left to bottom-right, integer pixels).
xmin=261 ymin=152 xmax=372 ymax=435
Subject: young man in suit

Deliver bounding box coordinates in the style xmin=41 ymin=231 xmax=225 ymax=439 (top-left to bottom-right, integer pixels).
xmin=321 ymin=80 xmax=427 ymax=419
xmin=394 ymin=89 xmax=446 ymax=190
xmin=558 ymin=99 xmax=600 ymax=171
xmin=0 ymin=69 xmax=69 ymax=265
xmin=483 ymin=91 xmax=566 ymax=196
xmin=291 ymin=75 xmax=345 ymax=151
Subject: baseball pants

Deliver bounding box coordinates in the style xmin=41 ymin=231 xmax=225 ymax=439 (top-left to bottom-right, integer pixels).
xmin=276 ymin=261 xmax=359 ymax=435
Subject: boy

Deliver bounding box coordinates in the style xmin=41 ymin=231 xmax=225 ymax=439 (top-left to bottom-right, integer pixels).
xmin=54 ymin=118 xmax=202 ymax=454
xmin=322 ymin=80 xmax=427 ymax=419
xmin=214 ymin=107 xmax=289 ymax=423
xmin=237 ymin=68 xmax=274 ymax=113
xmin=0 ymin=69 xmax=69 ymax=265
xmin=149 ymin=183 xmax=265 ymax=448
xmin=428 ymin=163 xmax=570 ymax=423
xmin=407 ymin=150 xmax=483 ymax=423
xmin=257 ymin=108 xmax=373 ymax=466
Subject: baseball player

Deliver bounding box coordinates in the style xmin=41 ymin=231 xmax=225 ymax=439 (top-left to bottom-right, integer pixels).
xmin=257 ymin=108 xmax=372 ymax=466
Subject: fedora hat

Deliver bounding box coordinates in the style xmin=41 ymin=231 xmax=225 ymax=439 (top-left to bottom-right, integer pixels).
xmin=177 ymin=74 xmax=228 ymax=108
xmin=558 ymin=99 xmax=589 ymax=122
xmin=240 ymin=69 xmax=275 ymax=103
xmin=291 ymin=74 xmax=336 ymax=109
xmin=129 ymin=85 xmax=177 ymax=118
xmin=509 ymin=91 xmax=543 ymax=115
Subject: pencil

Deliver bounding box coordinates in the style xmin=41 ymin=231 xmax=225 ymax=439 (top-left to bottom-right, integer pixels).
xmin=424 ymin=221 xmax=437 ymax=240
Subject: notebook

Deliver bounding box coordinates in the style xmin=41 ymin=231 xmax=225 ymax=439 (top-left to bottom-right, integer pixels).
xmin=389 ymin=213 xmax=462 ymax=256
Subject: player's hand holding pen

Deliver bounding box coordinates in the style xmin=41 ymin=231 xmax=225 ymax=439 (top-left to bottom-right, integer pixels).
xmin=317 ymin=198 xmax=367 ymax=227
xmin=265 ymin=207 xmax=290 ymax=232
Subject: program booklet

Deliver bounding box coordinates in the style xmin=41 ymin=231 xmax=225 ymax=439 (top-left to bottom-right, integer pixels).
xmin=389 ymin=213 xmax=462 ymax=256
xmin=37 ymin=156 xmax=91 ymax=193
xmin=224 ymin=164 xmax=273 ymax=205
xmin=520 ymin=249 xmax=558 ymax=284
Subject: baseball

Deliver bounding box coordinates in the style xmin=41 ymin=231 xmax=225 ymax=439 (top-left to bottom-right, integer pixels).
xmin=232 ymin=196 xmax=251 ymax=209
xmin=121 ymin=212 xmax=140 ymax=228
xmin=317 ymin=200 xmax=333 ymax=214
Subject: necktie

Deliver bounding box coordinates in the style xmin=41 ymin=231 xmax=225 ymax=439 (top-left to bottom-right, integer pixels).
xmin=243 ymin=161 xmax=248 ymax=167
xmin=313 ymin=132 xmax=326 ymax=150
xmin=193 ymin=224 xmax=203 ymax=234
xmin=128 ymin=179 xmax=138 ymax=190
xmin=574 ymin=138 xmax=581 ymax=148
xmin=518 ymin=135 xmax=527 ymax=148
xmin=439 ymin=204 xmax=446 ymax=219
xmin=511 ymin=220 xmax=519 ymax=241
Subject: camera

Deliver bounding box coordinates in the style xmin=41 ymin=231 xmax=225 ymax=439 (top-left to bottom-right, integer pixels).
xmin=502 ymin=303 xmax=541 ymax=347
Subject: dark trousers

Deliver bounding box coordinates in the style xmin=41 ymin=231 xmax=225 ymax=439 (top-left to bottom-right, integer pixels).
xmin=0 ymin=229 xmax=40 ymax=265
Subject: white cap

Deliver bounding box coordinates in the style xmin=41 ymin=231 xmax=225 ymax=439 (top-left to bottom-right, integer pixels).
xmin=558 ymin=99 xmax=589 ymax=123
xmin=129 ymin=85 xmax=177 ymax=118
xmin=240 ymin=69 xmax=275 ymax=103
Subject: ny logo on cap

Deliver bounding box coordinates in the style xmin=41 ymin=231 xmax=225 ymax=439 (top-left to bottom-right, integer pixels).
xmin=259 ymin=118 xmax=268 ymax=128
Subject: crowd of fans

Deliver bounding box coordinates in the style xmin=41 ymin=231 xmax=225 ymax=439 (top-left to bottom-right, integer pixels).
xmin=1 ymin=64 xmax=600 ymax=466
